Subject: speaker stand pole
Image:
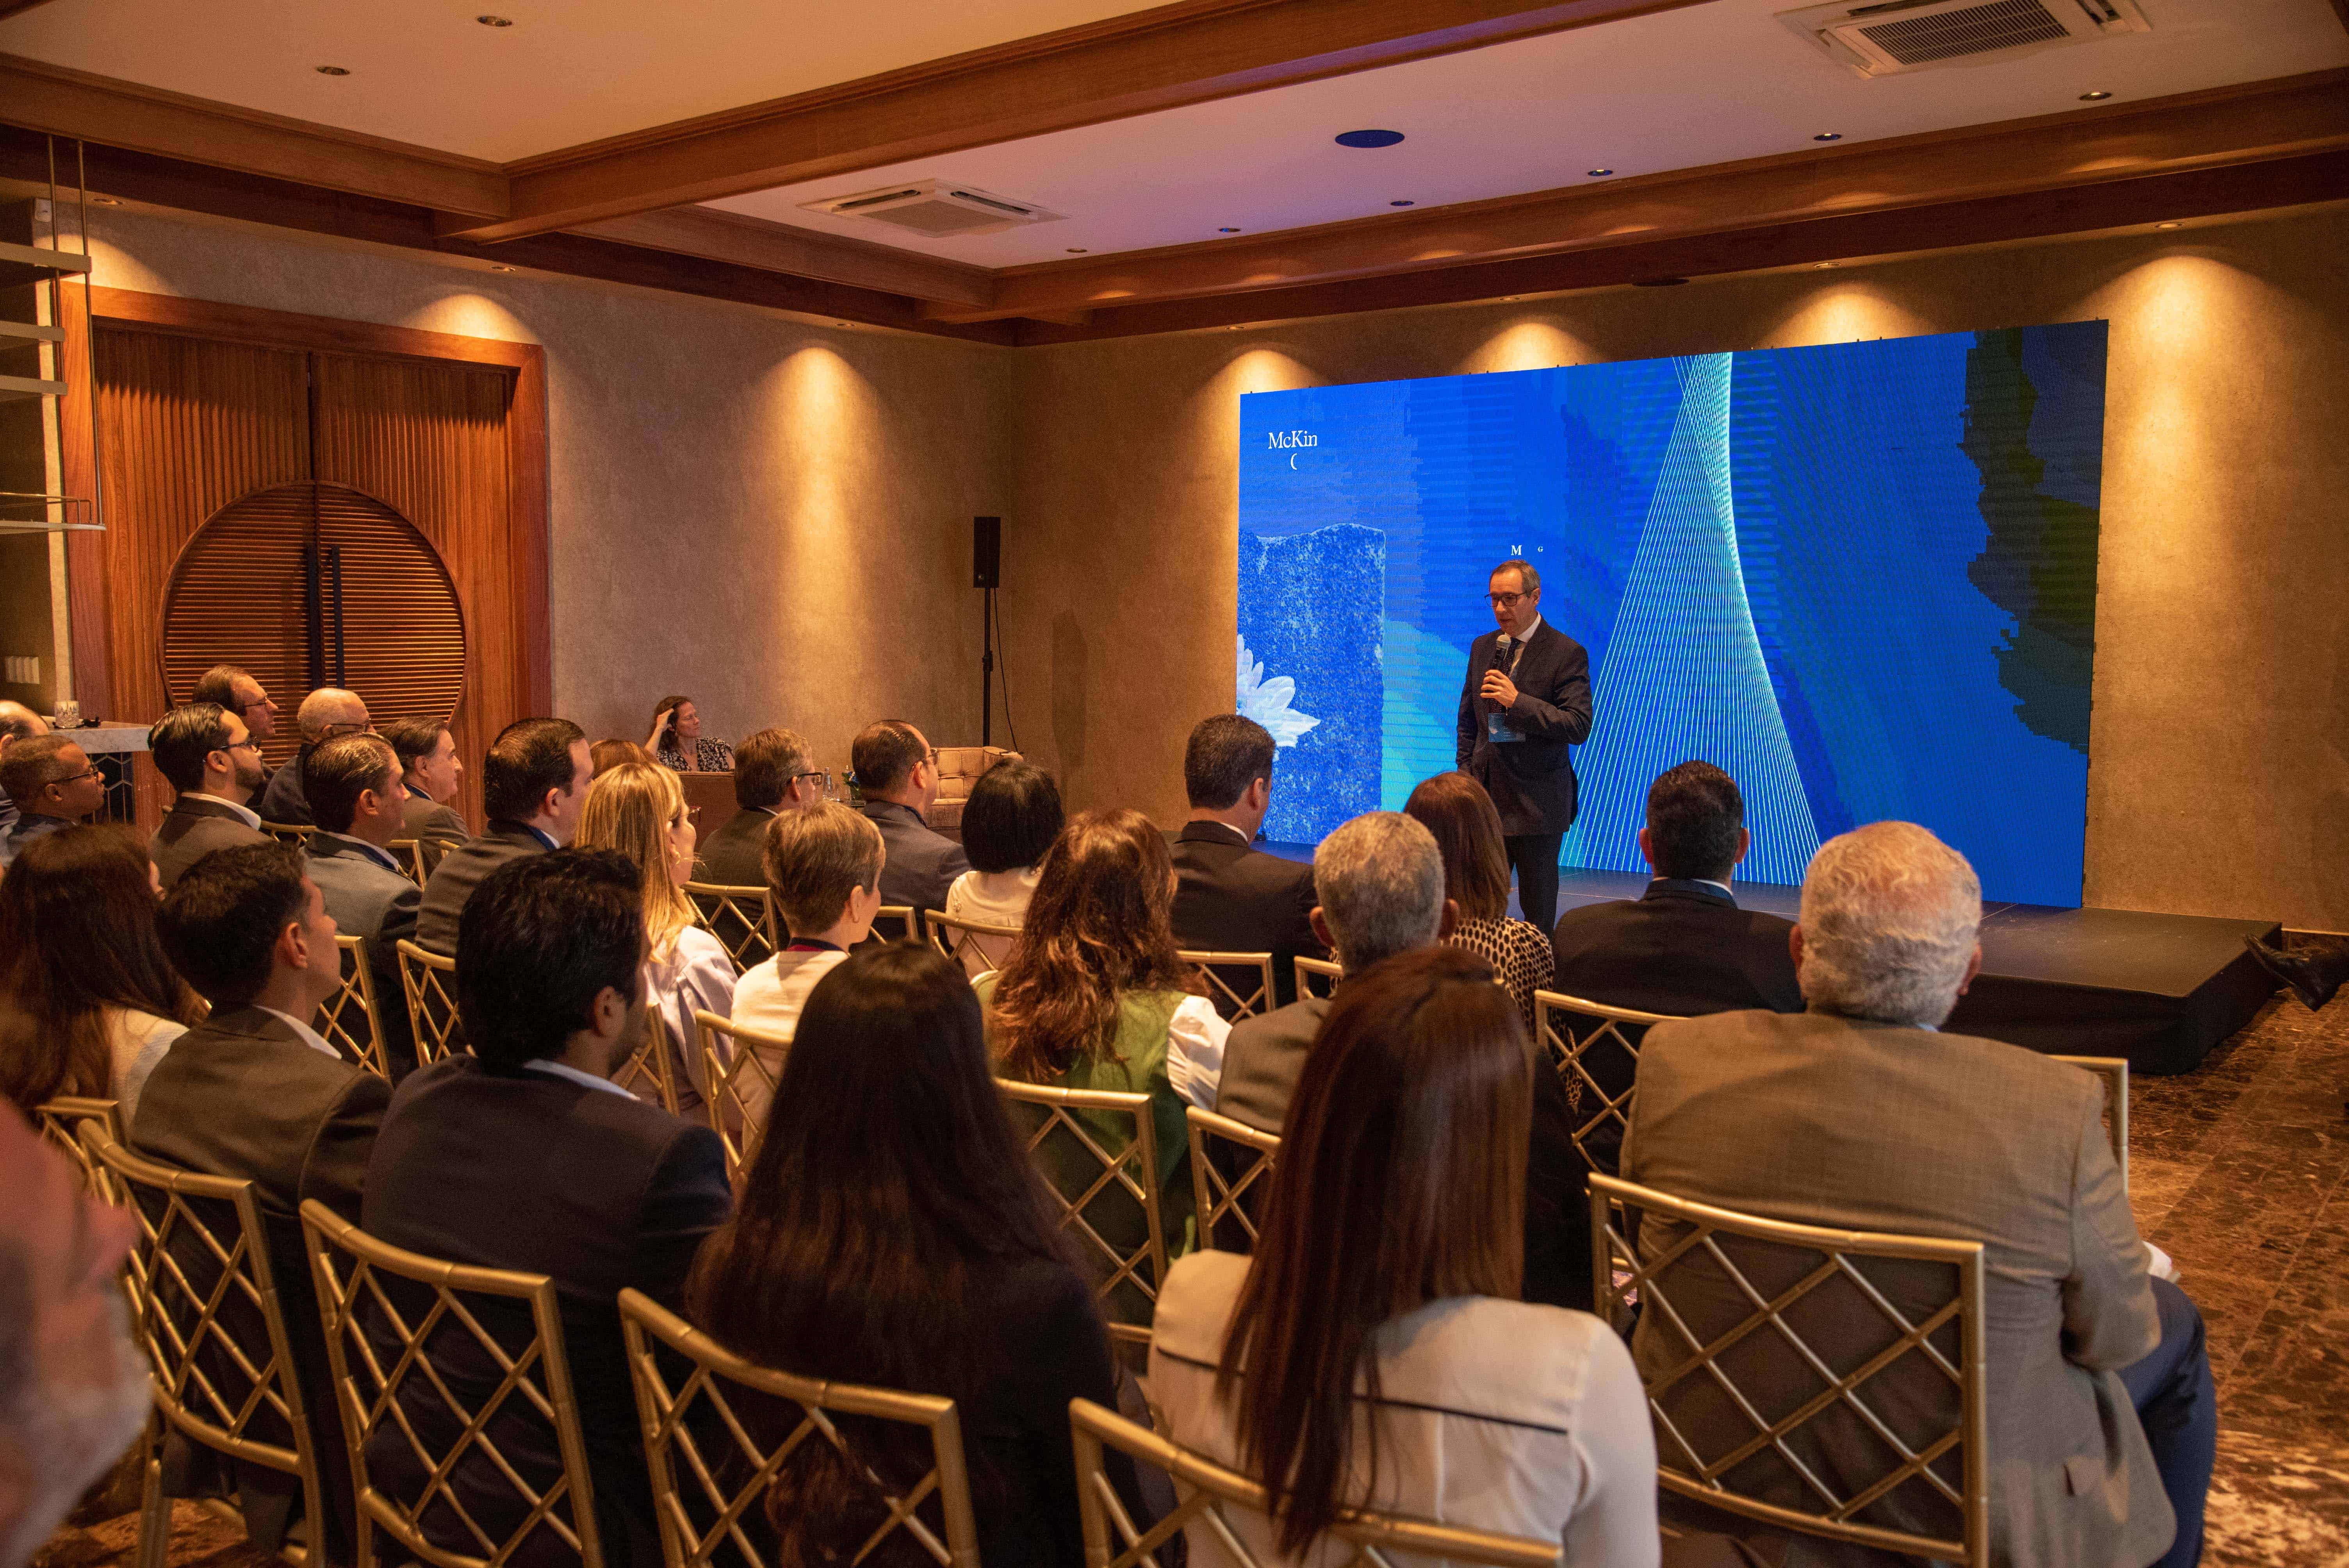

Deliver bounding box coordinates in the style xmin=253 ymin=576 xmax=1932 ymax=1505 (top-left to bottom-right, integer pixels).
xmin=980 ymin=586 xmax=995 ymax=749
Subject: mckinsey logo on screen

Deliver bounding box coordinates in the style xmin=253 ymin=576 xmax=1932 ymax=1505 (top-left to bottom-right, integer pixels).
xmin=1267 ymin=430 xmax=1317 ymax=449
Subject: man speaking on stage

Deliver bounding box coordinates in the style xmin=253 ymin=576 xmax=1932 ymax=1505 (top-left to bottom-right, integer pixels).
xmin=1454 ymin=557 xmax=1593 ymax=932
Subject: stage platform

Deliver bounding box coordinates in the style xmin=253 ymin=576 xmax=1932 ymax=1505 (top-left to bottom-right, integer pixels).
xmin=1264 ymin=849 xmax=2281 ymax=1075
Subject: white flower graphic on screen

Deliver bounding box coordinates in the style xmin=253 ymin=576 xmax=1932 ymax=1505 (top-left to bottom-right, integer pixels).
xmin=1235 ymin=634 xmax=1321 ymax=747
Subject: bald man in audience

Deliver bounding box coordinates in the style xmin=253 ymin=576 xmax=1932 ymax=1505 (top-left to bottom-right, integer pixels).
xmin=0 ymin=700 xmax=49 ymax=851
xmin=1624 ymin=821 xmax=2214 ymax=1568
xmin=0 ymin=1103 xmax=149 ymax=1568
xmin=148 ymin=703 xmax=268 ymax=888
xmin=0 ymin=736 xmax=105 ymax=870
xmin=256 ymin=687 xmax=370 ymax=827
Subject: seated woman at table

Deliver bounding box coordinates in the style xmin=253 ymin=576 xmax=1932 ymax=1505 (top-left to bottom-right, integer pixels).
xmin=647 ymin=695 xmax=735 ymax=773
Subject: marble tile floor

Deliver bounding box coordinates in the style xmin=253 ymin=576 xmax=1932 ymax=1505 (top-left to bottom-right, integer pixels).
xmin=32 ymin=960 xmax=2349 ymax=1568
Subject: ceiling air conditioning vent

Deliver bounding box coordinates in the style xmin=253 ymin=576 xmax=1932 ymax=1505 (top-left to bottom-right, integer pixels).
xmin=800 ymin=178 xmax=1064 ymax=237
xmin=1777 ymin=0 xmax=2148 ymax=77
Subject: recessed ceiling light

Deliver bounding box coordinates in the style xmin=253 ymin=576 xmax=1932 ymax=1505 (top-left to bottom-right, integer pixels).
xmin=1586 ymin=168 xmax=1613 ymax=177
xmin=1335 ymin=129 xmax=1406 ymax=149
xmin=1813 ymin=131 xmax=1841 ymax=142
xmin=1816 ymin=262 xmax=1839 ymax=269
xmin=1504 ymin=296 xmax=1522 ymax=302
xmin=89 ymin=195 xmax=121 ymax=206
xmin=1390 ymin=200 xmax=1415 ymax=207
xmin=2155 ymin=221 xmax=2181 ymax=230
xmin=1066 ymin=248 xmax=1088 ymax=254
xmin=477 ymin=14 xmax=513 ymax=25
xmin=1219 ymin=226 xmax=1242 ymax=233
xmin=315 ymin=64 xmax=350 ymax=75
xmin=837 ymin=321 xmax=852 ymax=327
xmin=1633 ymin=277 xmax=1690 ymax=287
xmin=2079 ymin=90 xmax=2112 ymax=101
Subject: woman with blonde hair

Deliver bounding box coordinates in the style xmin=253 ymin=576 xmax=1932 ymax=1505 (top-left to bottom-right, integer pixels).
xmin=576 ymin=761 xmax=734 ymax=1109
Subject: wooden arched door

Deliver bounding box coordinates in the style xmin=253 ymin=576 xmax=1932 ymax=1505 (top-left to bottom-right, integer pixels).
xmin=160 ymin=481 xmax=467 ymax=772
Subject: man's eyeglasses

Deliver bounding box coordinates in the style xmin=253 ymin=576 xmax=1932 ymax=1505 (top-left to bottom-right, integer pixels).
xmin=45 ymin=768 xmax=101 ymax=789
xmin=791 ymin=769 xmax=833 ymax=791
xmin=1488 ymin=591 xmax=1530 ymax=608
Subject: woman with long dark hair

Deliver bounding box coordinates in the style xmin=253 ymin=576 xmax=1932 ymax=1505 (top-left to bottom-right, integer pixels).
xmin=1150 ymin=946 xmax=1657 ymax=1565
xmin=688 ymin=944 xmax=1128 ymax=1568
xmin=645 ymin=695 xmax=734 ymax=773
xmin=0 ymin=825 xmax=204 ymax=1122
xmin=1406 ymin=770 xmax=1555 ymax=1030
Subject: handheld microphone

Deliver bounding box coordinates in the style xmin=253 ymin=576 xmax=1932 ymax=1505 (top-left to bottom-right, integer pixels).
xmin=1487 ymin=634 xmax=1514 ymax=710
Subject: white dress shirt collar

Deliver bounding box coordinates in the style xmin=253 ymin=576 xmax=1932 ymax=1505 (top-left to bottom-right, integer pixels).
xmin=184 ymin=792 xmax=263 ymax=829
xmin=1191 ymin=819 xmax=1253 ymax=846
xmin=524 ymin=1059 xmax=633 ymax=1097
xmin=317 ymin=831 xmax=401 ymax=873
xmin=256 ymin=1006 xmax=343 ymax=1062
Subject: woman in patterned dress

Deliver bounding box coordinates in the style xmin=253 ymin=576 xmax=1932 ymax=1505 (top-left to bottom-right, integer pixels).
xmin=646 ymin=693 xmax=735 ymax=772
xmin=1406 ymin=770 xmax=1554 ymax=1031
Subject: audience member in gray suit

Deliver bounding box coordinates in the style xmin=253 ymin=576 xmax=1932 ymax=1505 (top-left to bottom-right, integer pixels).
xmin=1624 ymin=821 xmax=2215 ymax=1568
xmin=416 ymin=717 xmax=590 ymax=952
xmin=137 ymin=842 xmax=390 ymax=1563
xmin=383 ymin=716 xmax=471 ymax=844
xmin=696 ymin=725 xmax=825 ymax=887
xmin=302 ymin=732 xmax=423 ymax=1075
xmin=1214 ymin=811 xmax=1592 ymax=1310
xmin=851 ymin=719 xmax=968 ymax=919
xmin=255 ymin=688 xmax=370 ymax=827
xmin=148 ymin=703 xmax=269 ymax=888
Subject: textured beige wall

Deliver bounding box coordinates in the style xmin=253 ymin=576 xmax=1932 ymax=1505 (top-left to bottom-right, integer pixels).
xmin=1001 ymin=205 xmax=2349 ymax=928
xmin=78 ymin=207 xmax=1015 ymax=777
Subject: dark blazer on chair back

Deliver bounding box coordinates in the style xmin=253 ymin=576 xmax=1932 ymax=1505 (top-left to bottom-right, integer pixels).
xmin=415 ymin=822 xmax=551 ymax=952
xmin=151 ymin=795 xmax=268 ymax=888
xmin=1453 ymin=620 xmax=1594 ymax=836
xmin=257 ymin=745 xmax=316 ymax=826
xmin=305 ymin=834 xmax=424 ymax=1075
xmin=360 ymin=1055 xmax=733 ymax=1568
xmin=1551 ymin=878 xmax=1803 ymax=1017
xmin=695 ymin=806 xmax=775 ymax=889
xmin=1167 ymin=821 xmax=1322 ymax=1007
xmin=857 ymin=799 xmax=969 ymax=914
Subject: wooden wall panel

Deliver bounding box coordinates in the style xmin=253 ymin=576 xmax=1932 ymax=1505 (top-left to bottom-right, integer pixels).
xmin=91 ymin=327 xmax=308 ymax=730
xmin=312 ymin=353 xmax=518 ymax=829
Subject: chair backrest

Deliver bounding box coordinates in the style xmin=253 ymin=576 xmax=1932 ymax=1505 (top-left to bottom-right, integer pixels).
xmin=1186 ymin=1106 xmax=1280 ymax=1254
xmin=1590 ymin=1173 xmax=1989 ymax=1568
xmin=872 ymin=905 xmax=920 ymax=944
xmin=1178 ymin=950 xmax=1276 ymax=1021
xmin=318 ymin=932 xmax=392 ymax=1079
xmin=85 ymin=1127 xmax=326 ymax=1527
xmin=2050 ymin=1055 xmax=2129 ymax=1191
xmin=684 ymin=880 xmax=779 ymax=972
xmin=35 ymin=1096 xmax=123 ymax=1194
xmin=618 ymin=1289 xmax=982 ymax=1568
xmin=1532 ymin=989 xmax=1674 ymax=1174
xmin=609 ymin=1002 xmax=679 ymax=1114
xmin=1068 ymin=1397 xmax=1563 ymax=1568
xmin=395 ymin=939 xmax=463 ymax=1065
xmin=261 ymin=819 xmax=313 ymax=846
xmin=696 ymin=1009 xmax=792 ymax=1183
xmin=300 ymin=1199 xmax=605 ymax=1568
xmin=998 ymin=1078 xmax=1168 ymax=1345
xmin=1291 ymin=954 xmax=1342 ymax=1000
xmin=388 ymin=838 xmax=429 ymax=889
xmin=925 ymin=907 xmax=1025 ymax=978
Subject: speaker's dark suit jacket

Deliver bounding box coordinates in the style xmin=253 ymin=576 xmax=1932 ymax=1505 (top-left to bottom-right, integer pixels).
xmin=132 ymin=1006 xmax=391 ymax=1558
xmin=362 ymin=1055 xmax=733 ymax=1568
xmin=1454 ymin=621 xmax=1594 ymax=836
xmin=305 ymin=834 xmax=424 ymax=1075
xmin=1168 ymin=821 xmax=1322 ymax=1007
xmin=1550 ymin=878 xmax=1803 ymax=1018
xmin=858 ymin=799 xmax=969 ymax=914
xmin=415 ymin=821 xmax=550 ymax=952
xmin=257 ymin=743 xmax=316 ymax=826
xmin=1215 ymin=986 xmax=1592 ymax=1310
xmin=151 ymin=795 xmax=268 ymax=888
xmin=400 ymin=792 xmax=470 ymax=845
xmin=695 ymin=805 xmax=775 ymax=888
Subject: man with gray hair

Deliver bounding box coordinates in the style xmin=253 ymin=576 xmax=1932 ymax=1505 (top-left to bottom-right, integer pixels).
xmin=1623 ymin=821 xmax=2214 ymax=1568
xmin=255 ymin=687 xmax=371 ymax=827
xmin=1213 ymin=810 xmax=1593 ymax=1308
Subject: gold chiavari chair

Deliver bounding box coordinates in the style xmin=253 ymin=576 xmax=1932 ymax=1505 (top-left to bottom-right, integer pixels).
xmin=1292 ymin=954 xmax=1342 ymax=1001
xmin=1069 ymin=1397 xmax=1565 ymax=1568
xmin=262 ymin=820 xmax=314 ymax=847
xmin=925 ymin=908 xmax=1025 ymax=978
xmin=1177 ymin=950 xmax=1277 ymax=1021
xmin=696 ymin=1009 xmax=791 ymax=1183
xmin=872 ymin=905 xmax=921 ymax=944
xmin=1185 ymin=1106 xmax=1280 ymax=1254
xmin=609 ymin=1003 xmax=680 ymax=1114
xmin=998 ymin=1080 xmax=1171 ymax=1344
xmin=395 ymin=939 xmax=463 ymax=1064
xmin=87 ymin=1127 xmax=329 ymax=1568
xmin=387 ymin=839 xmax=428 ymax=890
xmin=1590 ymin=1173 xmax=1990 ymax=1568
xmin=416 ymin=835 xmax=456 ymax=882
xmin=35 ymin=1095 xmax=123 ymax=1194
xmin=2051 ymin=1055 xmax=2130 ymax=1191
xmin=685 ymin=880 xmax=779 ymax=971
xmin=317 ymin=933 xmax=392 ymax=1080
xmin=1532 ymin=989 xmax=1674 ymax=1175
xmin=619 ymin=1289 xmax=982 ymax=1568
xmin=301 ymin=1200 xmax=606 ymax=1568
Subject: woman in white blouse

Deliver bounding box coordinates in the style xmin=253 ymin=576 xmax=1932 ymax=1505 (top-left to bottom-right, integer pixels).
xmin=576 ymin=763 xmax=735 ymax=1112
xmin=0 ymin=826 xmax=202 ymax=1127
xmin=1150 ymin=945 xmax=1659 ymax=1568
xmin=942 ymin=759 xmax=1062 ymax=975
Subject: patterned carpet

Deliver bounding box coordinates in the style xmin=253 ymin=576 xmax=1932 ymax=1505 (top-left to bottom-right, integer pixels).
xmin=32 ymin=953 xmax=2349 ymax=1568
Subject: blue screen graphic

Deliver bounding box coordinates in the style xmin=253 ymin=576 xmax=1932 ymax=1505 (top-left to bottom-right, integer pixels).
xmin=1236 ymin=324 xmax=2106 ymax=907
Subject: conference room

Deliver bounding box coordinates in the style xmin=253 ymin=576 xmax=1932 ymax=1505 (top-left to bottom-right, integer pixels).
xmin=1 ymin=2 xmax=2345 ymax=1566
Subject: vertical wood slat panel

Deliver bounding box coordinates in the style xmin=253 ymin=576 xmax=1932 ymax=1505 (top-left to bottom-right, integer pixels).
xmin=313 ymin=355 xmax=517 ymax=830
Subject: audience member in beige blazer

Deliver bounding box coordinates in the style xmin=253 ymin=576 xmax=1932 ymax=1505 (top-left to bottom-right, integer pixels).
xmin=1622 ymin=822 xmax=2213 ymax=1568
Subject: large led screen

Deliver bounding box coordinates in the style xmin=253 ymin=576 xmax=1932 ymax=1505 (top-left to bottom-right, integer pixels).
xmin=1236 ymin=324 xmax=2106 ymax=907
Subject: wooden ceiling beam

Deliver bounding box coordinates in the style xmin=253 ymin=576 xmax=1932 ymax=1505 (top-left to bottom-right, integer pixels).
xmin=569 ymin=205 xmax=993 ymax=308
xmin=438 ymin=0 xmax=1713 ymax=243
xmin=924 ymin=67 xmax=2349 ymax=323
xmin=0 ymin=52 xmax=509 ymax=216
